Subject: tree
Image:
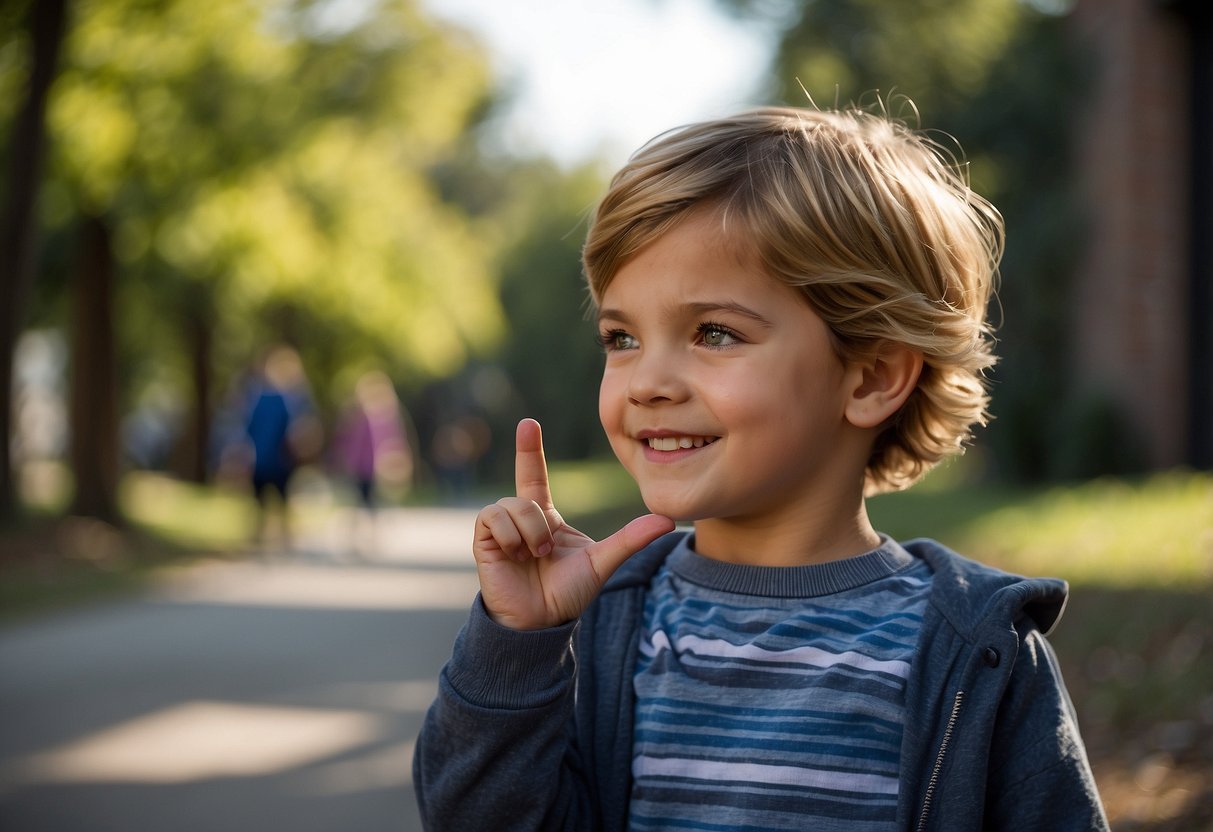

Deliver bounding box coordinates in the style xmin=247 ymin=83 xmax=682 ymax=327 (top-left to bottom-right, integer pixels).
xmin=6 ymin=0 xmax=507 ymax=517
xmin=0 ymin=0 xmax=68 ymax=520
xmin=67 ymin=213 xmax=120 ymax=520
xmin=398 ymin=147 xmax=614 ymax=484
xmin=494 ymin=160 xmax=611 ymax=464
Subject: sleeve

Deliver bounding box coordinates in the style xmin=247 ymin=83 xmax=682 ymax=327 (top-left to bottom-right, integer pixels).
xmin=412 ymin=595 xmax=594 ymax=831
xmin=984 ymin=626 xmax=1110 ymax=831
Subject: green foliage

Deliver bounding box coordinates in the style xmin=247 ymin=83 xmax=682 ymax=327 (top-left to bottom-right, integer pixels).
xmin=6 ymin=0 xmax=508 ymax=424
xmin=406 ymin=151 xmax=614 ymax=482
xmin=768 ymin=0 xmax=1026 ymax=115
xmin=495 ymin=161 xmax=611 ymax=462
xmin=0 ymin=1 xmax=35 ymax=144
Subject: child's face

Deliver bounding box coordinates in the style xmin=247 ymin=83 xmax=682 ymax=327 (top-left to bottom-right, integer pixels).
xmin=597 ymin=211 xmax=865 ymax=528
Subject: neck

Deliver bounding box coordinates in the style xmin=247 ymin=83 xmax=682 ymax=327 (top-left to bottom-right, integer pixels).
xmin=692 ymin=501 xmax=880 ymax=567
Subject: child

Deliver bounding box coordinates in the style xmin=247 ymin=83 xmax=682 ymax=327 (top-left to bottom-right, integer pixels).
xmin=413 ymin=105 xmax=1107 ymax=831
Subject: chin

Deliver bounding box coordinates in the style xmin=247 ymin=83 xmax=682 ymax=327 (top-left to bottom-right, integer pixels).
xmin=639 ymin=490 xmax=710 ymax=523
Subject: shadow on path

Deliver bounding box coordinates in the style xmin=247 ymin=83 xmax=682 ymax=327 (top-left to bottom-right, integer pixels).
xmin=0 ymin=507 xmax=481 ymax=832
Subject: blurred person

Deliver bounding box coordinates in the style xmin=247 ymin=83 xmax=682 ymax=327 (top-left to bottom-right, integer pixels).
xmin=332 ymin=369 xmax=413 ymax=554
xmin=430 ymin=414 xmax=490 ymax=500
xmin=413 ymin=105 xmax=1107 ymax=830
xmin=241 ymin=345 xmax=321 ymax=549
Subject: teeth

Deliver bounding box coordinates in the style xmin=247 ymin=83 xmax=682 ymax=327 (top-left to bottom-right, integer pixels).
xmin=647 ymin=436 xmax=715 ymax=451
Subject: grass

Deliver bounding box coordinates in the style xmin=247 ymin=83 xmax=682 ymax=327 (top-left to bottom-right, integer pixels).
xmin=551 ymin=459 xmax=1213 ymax=589
xmin=0 ymin=468 xmax=266 ymax=621
xmin=120 ymin=471 xmax=261 ymax=549
xmin=0 ymin=464 xmax=410 ymax=620
xmin=0 ymin=511 xmax=206 ymax=621
xmin=869 ymin=468 xmax=1212 ymax=587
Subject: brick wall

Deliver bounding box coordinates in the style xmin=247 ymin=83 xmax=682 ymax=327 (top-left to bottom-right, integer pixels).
xmin=1069 ymin=0 xmax=1193 ymax=468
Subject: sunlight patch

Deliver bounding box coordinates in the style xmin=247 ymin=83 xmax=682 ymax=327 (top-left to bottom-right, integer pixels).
xmin=153 ymin=562 xmax=479 ymax=610
xmin=17 ymin=701 xmax=385 ymax=784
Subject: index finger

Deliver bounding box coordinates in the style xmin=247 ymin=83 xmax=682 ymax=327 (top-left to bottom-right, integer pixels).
xmin=515 ymin=418 xmax=554 ymax=509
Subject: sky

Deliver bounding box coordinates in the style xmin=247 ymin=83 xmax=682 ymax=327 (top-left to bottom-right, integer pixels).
xmin=418 ymin=0 xmax=778 ymax=168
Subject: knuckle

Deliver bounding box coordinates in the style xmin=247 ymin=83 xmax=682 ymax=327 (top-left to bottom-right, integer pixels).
xmin=499 ymin=497 xmax=533 ymax=515
xmin=481 ymin=504 xmax=507 ymax=525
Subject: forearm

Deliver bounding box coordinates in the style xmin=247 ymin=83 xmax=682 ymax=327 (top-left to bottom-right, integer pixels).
xmin=413 ymin=596 xmax=590 ymax=831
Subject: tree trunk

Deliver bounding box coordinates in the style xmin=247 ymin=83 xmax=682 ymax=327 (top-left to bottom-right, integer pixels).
xmin=186 ymin=301 xmax=212 ymax=483
xmin=0 ymin=0 xmax=69 ymax=519
xmin=69 ymin=215 xmax=121 ymax=524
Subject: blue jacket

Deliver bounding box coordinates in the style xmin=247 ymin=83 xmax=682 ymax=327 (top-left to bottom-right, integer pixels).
xmin=414 ymin=533 xmax=1108 ymax=831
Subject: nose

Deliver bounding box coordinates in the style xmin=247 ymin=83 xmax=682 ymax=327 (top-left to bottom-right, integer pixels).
xmin=626 ymin=346 xmax=689 ymax=406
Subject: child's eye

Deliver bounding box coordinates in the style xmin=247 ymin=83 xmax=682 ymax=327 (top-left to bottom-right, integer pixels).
xmin=698 ymin=322 xmax=740 ymax=348
xmin=598 ymin=329 xmax=638 ymax=352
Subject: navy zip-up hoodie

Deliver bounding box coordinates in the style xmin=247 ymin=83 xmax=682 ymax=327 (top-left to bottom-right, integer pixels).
xmin=414 ymin=533 xmax=1108 ymax=831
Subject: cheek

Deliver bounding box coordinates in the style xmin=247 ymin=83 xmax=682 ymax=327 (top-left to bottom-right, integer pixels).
xmin=598 ymin=374 xmax=635 ymax=468
xmin=706 ymin=372 xmax=767 ymax=424
xmin=598 ymin=370 xmax=623 ymax=432
xmin=712 ymin=361 xmax=829 ymax=437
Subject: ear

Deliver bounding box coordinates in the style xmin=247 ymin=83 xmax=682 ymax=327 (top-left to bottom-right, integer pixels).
xmin=843 ymin=343 xmax=924 ymax=430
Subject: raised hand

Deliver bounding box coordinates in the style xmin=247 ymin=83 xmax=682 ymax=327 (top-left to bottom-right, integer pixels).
xmin=472 ymin=418 xmax=675 ymax=630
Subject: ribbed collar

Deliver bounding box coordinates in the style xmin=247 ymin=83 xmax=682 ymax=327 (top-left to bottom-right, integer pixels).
xmin=666 ymin=534 xmax=915 ymax=599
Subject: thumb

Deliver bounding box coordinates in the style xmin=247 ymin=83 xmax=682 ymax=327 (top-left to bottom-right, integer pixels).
xmin=585 ymin=514 xmax=676 ymax=584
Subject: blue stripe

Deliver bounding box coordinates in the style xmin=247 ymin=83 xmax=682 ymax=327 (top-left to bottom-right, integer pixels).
xmin=629 ymin=552 xmax=932 ymax=830
xmin=632 ymin=728 xmax=902 ymax=763
xmin=639 ymin=697 xmax=904 ymax=726
xmin=640 ymin=702 xmax=904 ymax=734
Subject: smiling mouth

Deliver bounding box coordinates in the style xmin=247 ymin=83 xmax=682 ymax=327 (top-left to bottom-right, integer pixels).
xmin=645 ymin=436 xmax=719 ymax=451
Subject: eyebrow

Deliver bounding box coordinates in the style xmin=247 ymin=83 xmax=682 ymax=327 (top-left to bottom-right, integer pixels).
xmin=597 ymin=300 xmax=776 ymax=328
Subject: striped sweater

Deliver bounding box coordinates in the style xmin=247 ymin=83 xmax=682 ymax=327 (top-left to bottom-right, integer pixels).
xmin=628 ymin=536 xmax=931 ymax=831
xmin=413 ymin=533 xmax=1108 ymax=831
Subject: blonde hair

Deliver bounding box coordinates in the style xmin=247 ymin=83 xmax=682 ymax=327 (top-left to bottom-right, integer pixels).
xmin=582 ymin=105 xmax=1004 ymax=494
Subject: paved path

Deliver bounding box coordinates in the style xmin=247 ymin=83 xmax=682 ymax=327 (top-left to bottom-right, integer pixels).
xmin=0 ymin=507 xmax=483 ymax=832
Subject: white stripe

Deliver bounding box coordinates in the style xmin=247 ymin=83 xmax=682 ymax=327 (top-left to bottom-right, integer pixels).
xmin=643 ymin=630 xmax=911 ymax=678
xmin=632 ymin=755 xmax=899 ymax=795
xmin=639 ymin=628 xmax=672 ymax=658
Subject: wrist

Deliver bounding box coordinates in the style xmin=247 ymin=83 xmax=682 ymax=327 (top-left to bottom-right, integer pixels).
xmin=444 ymin=595 xmax=579 ymax=709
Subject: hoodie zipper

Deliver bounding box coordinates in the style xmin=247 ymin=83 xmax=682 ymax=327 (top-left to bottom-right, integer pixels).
xmin=916 ymin=689 xmax=965 ymax=832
